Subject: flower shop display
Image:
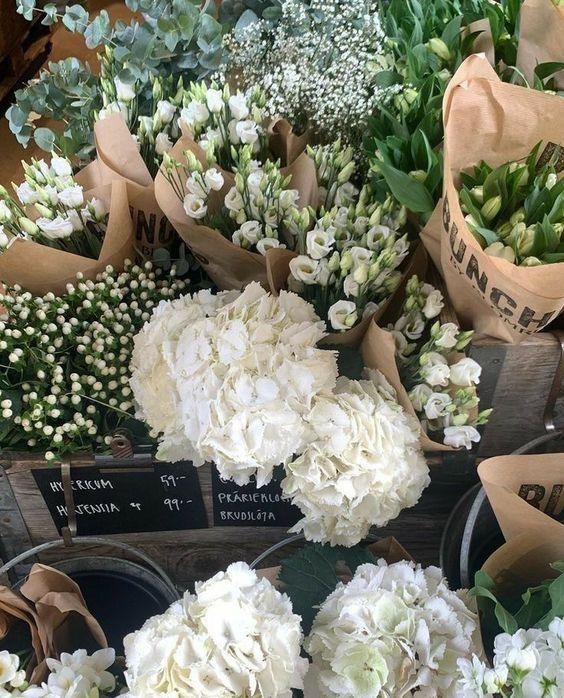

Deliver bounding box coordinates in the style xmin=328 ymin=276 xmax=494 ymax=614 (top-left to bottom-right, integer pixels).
xmin=220 ymin=0 xmax=402 ymax=148
xmin=389 ymin=276 xmax=491 ymax=449
xmin=428 ymin=54 xmax=564 ymax=343
xmin=0 ymin=261 xmax=186 ymax=460
xmin=0 ymin=155 xmax=134 ymax=295
xmin=123 ymin=561 xmax=308 ymax=697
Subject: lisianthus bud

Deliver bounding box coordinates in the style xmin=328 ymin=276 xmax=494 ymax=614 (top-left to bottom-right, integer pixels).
xmin=481 ymin=195 xmax=502 ymax=221
xmin=18 ymin=217 xmax=40 ymax=236
xmin=352 ymin=263 xmax=368 ymax=285
xmin=0 ymin=200 xmax=12 ymax=223
xmin=337 ymin=162 xmax=355 ymax=185
xmin=340 ymin=250 xmax=353 ymax=273
xmin=428 ymin=37 xmax=452 ymax=62
xmin=34 ymin=203 xmax=53 ymax=219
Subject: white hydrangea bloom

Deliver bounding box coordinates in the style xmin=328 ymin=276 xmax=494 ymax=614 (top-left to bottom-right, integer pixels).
xmin=282 ymin=371 xmax=430 ymax=546
xmin=306 ymin=561 xmax=482 ymax=697
xmin=124 ymin=562 xmax=308 ymax=697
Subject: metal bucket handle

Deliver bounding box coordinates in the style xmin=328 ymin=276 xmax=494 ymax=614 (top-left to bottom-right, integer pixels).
xmin=0 ymin=536 xmax=179 ymax=600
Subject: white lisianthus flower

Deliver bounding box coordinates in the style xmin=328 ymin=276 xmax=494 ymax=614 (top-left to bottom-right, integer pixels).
xmin=306 ymin=227 xmax=335 ymax=260
xmin=362 ymin=301 xmax=380 ymax=319
xmin=225 ymin=187 xmax=244 ymax=212
xmin=0 ymin=226 xmax=9 ymax=248
xmin=343 ymin=274 xmax=360 ymax=298
xmin=423 ymin=288 xmax=444 ymax=319
xmin=289 ymin=255 xmax=319 ymax=284
xmin=179 ymin=101 xmax=209 ymax=130
xmin=130 ymin=284 xmax=337 ymax=484
xmin=328 ymin=300 xmax=357 ymax=331
xmin=58 ymin=185 xmax=84 ymax=209
xmin=155 ymin=99 xmax=176 ymax=125
xmin=50 ymin=155 xmax=73 ymax=178
xmin=37 ymin=216 xmax=74 ymax=240
xmin=408 ymin=383 xmax=433 ymax=412
xmin=203 ymin=168 xmax=225 ymax=192
xmin=279 ymin=188 xmax=299 ymax=210
xmin=334 ymin=181 xmax=359 ymax=206
xmin=283 ymin=372 xmax=430 ymax=546
xmin=443 ymin=425 xmax=481 ymax=450
xmin=436 ymin=322 xmax=460 ymax=349
xmin=183 ymin=193 xmax=207 ymax=219
xmin=206 ymin=88 xmax=224 ymax=114
xmin=114 ymin=76 xmax=136 ymax=103
xmin=246 ymin=169 xmax=264 ymax=194
xmin=98 ymin=100 xmax=129 ymax=121
xmin=256 ymin=238 xmax=284 ymax=256
xmin=87 ymin=197 xmax=107 ymax=222
xmin=15 ymin=181 xmax=40 ymax=205
xmin=66 ymin=209 xmax=84 ymax=232
xmin=349 ymin=245 xmax=372 ymax=269
xmin=228 ymin=92 xmax=250 ymax=120
xmin=424 ymin=391 xmax=452 ymax=420
xmin=315 ymin=259 xmax=332 ymax=287
xmin=236 ymin=119 xmax=260 ymax=145
xmin=449 ymin=357 xmax=482 ymax=386
xmin=124 ymin=563 xmax=308 ymax=698
xmin=421 ymin=352 xmax=450 ymax=387
xmin=200 ymin=127 xmax=224 ymax=151
xmin=0 ymin=201 xmax=12 ymax=223
xmin=154 ymin=132 xmax=173 ymax=156
xmin=307 ymin=560 xmax=482 ymax=698
xmin=235 ymin=220 xmax=262 ymax=246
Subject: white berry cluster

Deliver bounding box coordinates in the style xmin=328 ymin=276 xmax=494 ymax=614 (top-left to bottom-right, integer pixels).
xmin=0 ymin=261 xmax=186 ymax=461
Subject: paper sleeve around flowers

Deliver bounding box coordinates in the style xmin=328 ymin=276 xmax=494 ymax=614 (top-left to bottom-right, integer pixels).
xmin=517 ymin=0 xmax=564 ymax=90
xmin=441 ymin=54 xmax=564 ymax=343
xmin=0 ymin=179 xmax=134 ymax=295
xmin=478 ymin=453 xmax=564 ymax=542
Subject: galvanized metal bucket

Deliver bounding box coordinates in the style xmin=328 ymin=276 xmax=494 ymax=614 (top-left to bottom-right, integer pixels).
xmin=440 ymin=431 xmax=564 ymax=590
xmin=0 ymin=537 xmax=179 ymax=652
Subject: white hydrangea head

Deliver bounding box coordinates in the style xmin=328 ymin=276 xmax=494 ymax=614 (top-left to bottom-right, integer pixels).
xmin=306 ymin=560 xmax=482 ymax=697
xmin=124 ymin=562 xmax=308 ymax=697
xmin=282 ymin=371 xmax=430 ymax=546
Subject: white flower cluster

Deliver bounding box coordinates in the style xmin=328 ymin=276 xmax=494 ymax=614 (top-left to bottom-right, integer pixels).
xmin=130 ymin=282 xmax=337 ymax=485
xmin=392 ymin=276 xmax=491 ymax=449
xmin=282 ymin=372 xmax=429 ymax=546
xmin=123 ymin=562 xmax=308 ymax=697
xmin=222 ymin=0 xmax=402 ymax=145
xmin=0 ymin=155 xmax=107 ymax=258
xmin=178 ymin=81 xmax=266 ymax=167
xmin=99 ymin=71 xmax=182 ymax=176
xmin=457 ymin=618 xmax=564 ymax=697
xmin=289 ymin=142 xmax=409 ymax=331
xmin=176 ymin=145 xmax=299 ymax=255
xmin=0 ymin=648 xmax=115 ymax=698
xmin=306 ymin=560 xmax=482 ymax=697
xmin=0 ymin=261 xmax=186 ymax=460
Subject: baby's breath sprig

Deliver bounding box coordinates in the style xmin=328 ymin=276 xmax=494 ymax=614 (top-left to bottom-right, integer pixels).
xmin=0 ymin=261 xmax=186 ymax=461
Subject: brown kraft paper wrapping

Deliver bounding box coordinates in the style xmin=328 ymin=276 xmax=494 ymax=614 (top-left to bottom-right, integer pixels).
xmin=94 ymin=114 xmax=177 ymax=257
xmin=517 ymin=0 xmax=564 ymax=90
xmin=155 ymin=121 xmax=318 ymax=290
xmin=441 ymin=54 xmax=564 ymax=343
xmin=266 ymin=243 xmax=428 ymax=348
xmin=0 ymin=564 xmax=107 ymax=683
xmin=478 ymin=453 xmax=564 ymax=542
xmin=0 ymin=179 xmax=134 ymax=296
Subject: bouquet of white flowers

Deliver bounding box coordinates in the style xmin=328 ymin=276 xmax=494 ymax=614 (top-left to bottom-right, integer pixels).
xmin=306 ymin=559 xmax=483 ymax=697
xmin=130 ymin=282 xmax=338 ymax=485
xmin=282 ymin=371 xmax=429 ymax=546
xmin=0 ymin=648 xmax=117 ymax=697
xmin=123 ymin=562 xmax=308 ymax=697
xmin=0 ymin=153 xmax=134 ymax=295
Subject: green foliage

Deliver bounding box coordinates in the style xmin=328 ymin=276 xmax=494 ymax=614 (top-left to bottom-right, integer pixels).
xmin=279 ymin=543 xmax=376 ymax=634
xmin=472 ymin=562 xmax=564 ymax=643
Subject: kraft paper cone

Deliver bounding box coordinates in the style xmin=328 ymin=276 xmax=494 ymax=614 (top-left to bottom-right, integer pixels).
xmin=466 ymin=19 xmax=495 ymax=66
xmin=517 ymin=0 xmax=564 ymax=90
xmin=21 ymin=564 xmax=107 ymax=676
xmin=94 ymin=115 xmax=177 ymax=257
xmin=266 ymin=243 xmax=428 ymax=348
xmin=478 ymin=454 xmax=564 ymax=542
xmin=267 ymin=117 xmax=311 ymax=166
xmin=0 ymin=179 xmax=134 ymax=296
xmin=360 ymin=320 xmax=454 ymax=452
xmin=420 ymin=200 xmax=443 ymax=273
xmin=482 ymin=528 xmax=564 ymax=595
xmin=0 ymin=586 xmax=46 ymax=680
xmin=154 ymin=125 xmax=318 ymax=289
xmin=441 ymin=54 xmax=564 ymax=343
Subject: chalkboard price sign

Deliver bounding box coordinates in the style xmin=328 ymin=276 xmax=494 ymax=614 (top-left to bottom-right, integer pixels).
xmin=212 ymin=467 xmax=302 ymax=528
xmin=33 ymin=461 xmax=208 ymax=535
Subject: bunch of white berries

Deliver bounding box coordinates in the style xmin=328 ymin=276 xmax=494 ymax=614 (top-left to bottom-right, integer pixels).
xmin=0 ymin=261 xmax=186 ymax=461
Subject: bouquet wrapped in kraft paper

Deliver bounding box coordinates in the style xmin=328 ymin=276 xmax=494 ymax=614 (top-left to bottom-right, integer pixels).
xmin=438 ymin=54 xmax=564 ymax=343
xmin=94 ymin=114 xmax=178 ymax=258
xmin=517 ymin=0 xmax=564 ymax=91
xmin=0 ymin=563 xmax=107 ymax=683
xmin=0 ymin=173 xmax=134 ymax=296
xmin=154 ymin=120 xmax=318 ymax=290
